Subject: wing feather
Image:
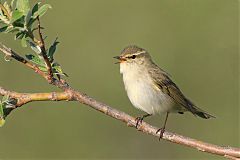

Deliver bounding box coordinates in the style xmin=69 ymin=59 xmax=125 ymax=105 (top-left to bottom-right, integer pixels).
xmin=148 ymin=63 xmax=215 ymax=119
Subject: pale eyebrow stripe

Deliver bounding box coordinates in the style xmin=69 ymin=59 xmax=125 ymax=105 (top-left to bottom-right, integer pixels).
xmin=134 ymin=51 xmax=146 ymax=56
xmin=124 ymin=50 xmax=146 ymax=58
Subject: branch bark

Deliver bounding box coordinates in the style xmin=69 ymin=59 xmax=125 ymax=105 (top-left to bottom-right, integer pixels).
xmin=0 ymin=87 xmax=73 ymax=107
xmin=0 ymin=43 xmax=49 ymax=80
xmin=0 ymin=44 xmax=239 ymax=159
xmin=36 ymin=16 xmax=54 ymax=82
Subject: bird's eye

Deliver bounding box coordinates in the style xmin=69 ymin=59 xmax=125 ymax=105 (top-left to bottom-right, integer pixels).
xmin=131 ymin=55 xmax=136 ymax=59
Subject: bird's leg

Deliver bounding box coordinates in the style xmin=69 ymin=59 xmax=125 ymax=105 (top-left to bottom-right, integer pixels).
xmin=135 ymin=114 xmax=152 ymax=128
xmin=156 ymin=112 xmax=169 ymax=141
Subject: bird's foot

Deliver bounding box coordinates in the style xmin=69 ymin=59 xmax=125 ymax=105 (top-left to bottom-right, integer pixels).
xmin=135 ymin=114 xmax=152 ymax=129
xmin=135 ymin=116 xmax=144 ymax=129
xmin=156 ymin=127 xmax=165 ymax=141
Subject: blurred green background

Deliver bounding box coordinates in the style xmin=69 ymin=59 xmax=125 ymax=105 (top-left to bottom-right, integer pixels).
xmin=0 ymin=0 xmax=239 ymax=159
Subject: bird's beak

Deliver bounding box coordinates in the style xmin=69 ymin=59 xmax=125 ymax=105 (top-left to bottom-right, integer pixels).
xmin=113 ymin=56 xmax=126 ymax=64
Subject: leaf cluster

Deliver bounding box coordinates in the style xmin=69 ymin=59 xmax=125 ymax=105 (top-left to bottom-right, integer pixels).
xmin=0 ymin=0 xmax=67 ymax=77
xmin=0 ymin=95 xmax=16 ymax=127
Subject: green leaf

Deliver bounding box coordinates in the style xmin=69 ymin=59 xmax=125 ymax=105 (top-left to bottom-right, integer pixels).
xmin=2 ymin=95 xmax=9 ymax=103
xmin=33 ymin=4 xmax=52 ymax=18
xmin=0 ymin=117 xmax=5 ymax=127
xmin=21 ymin=36 xmax=27 ymax=47
xmin=3 ymin=108 xmax=14 ymax=119
xmin=31 ymin=2 xmax=40 ymax=16
xmin=25 ymin=9 xmax=31 ymax=27
xmin=0 ymin=95 xmax=16 ymax=126
xmin=26 ymin=40 xmax=41 ymax=54
xmin=0 ymin=98 xmax=6 ymax=127
xmin=25 ymin=54 xmax=45 ymax=66
xmin=48 ymin=38 xmax=59 ymax=62
xmin=52 ymin=62 xmax=68 ymax=77
xmin=16 ymin=0 xmax=30 ymax=15
xmin=10 ymin=10 xmax=24 ymax=23
xmin=0 ymin=115 xmax=5 ymax=127
xmin=0 ymin=25 xmax=7 ymax=32
xmin=25 ymin=2 xmax=40 ymax=28
xmin=39 ymin=66 xmax=47 ymax=72
xmin=5 ymin=26 xmax=21 ymax=33
xmin=15 ymin=31 xmax=25 ymax=40
xmin=0 ymin=103 xmax=3 ymax=117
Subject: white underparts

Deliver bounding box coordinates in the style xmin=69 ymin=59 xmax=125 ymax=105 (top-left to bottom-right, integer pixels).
xmin=120 ymin=62 xmax=177 ymax=115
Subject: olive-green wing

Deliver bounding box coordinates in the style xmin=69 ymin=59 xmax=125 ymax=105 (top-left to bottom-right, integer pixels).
xmin=148 ymin=64 xmax=215 ymax=119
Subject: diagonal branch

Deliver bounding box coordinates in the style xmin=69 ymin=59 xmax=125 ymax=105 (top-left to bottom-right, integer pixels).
xmin=0 ymin=85 xmax=239 ymax=159
xmin=66 ymin=87 xmax=240 ymax=159
xmin=0 ymin=43 xmax=240 ymax=159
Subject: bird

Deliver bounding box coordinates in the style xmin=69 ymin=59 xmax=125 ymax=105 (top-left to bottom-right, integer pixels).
xmin=114 ymin=45 xmax=215 ymax=139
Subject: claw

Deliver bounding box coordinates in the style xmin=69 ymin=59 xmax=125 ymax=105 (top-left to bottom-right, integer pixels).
xmin=156 ymin=127 xmax=165 ymax=141
xmin=135 ymin=114 xmax=152 ymax=129
xmin=135 ymin=116 xmax=143 ymax=128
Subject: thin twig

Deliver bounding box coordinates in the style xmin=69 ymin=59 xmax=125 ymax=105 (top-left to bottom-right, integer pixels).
xmin=36 ymin=16 xmax=53 ymax=82
xmin=0 ymin=43 xmax=48 ymax=79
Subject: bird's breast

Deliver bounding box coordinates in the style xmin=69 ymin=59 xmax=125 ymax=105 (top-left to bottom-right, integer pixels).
xmin=120 ymin=63 xmax=175 ymax=115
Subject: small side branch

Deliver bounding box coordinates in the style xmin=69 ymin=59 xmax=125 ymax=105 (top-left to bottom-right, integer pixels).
xmin=36 ymin=16 xmax=53 ymax=82
xmin=0 ymin=43 xmax=50 ymax=81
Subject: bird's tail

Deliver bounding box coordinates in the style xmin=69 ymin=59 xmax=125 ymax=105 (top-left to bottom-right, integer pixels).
xmin=192 ymin=105 xmax=216 ymax=119
xmin=184 ymin=97 xmax=215 ymax=119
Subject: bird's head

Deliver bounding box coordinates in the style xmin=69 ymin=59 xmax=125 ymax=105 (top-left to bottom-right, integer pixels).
xmin=114 ymin=45 xmax=152 ymax=65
